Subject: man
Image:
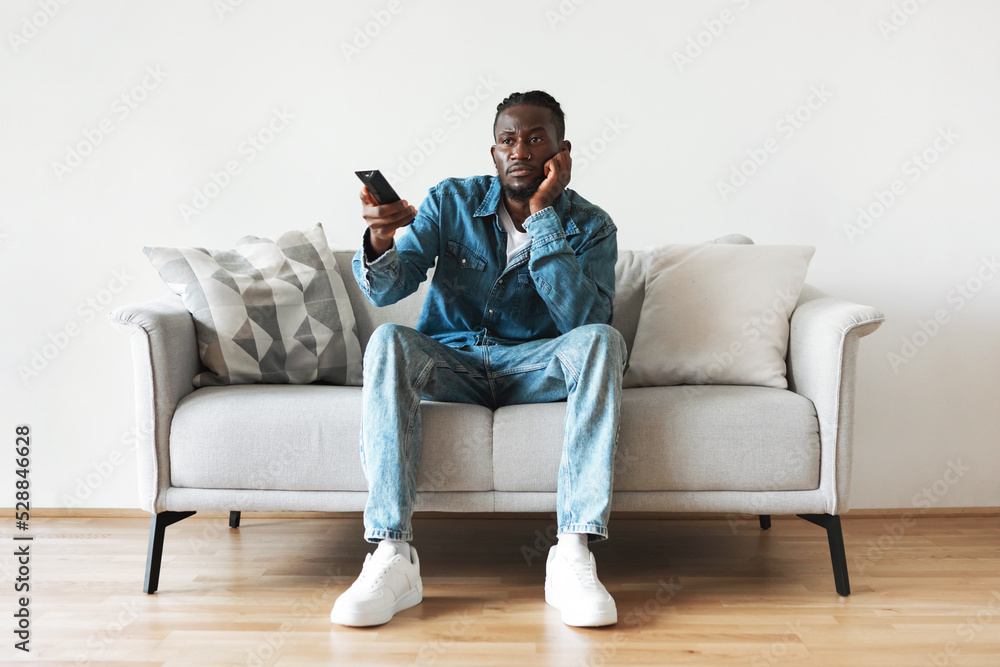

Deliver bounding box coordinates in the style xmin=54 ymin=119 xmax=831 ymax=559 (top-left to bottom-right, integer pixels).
xmin=332 ymin=90 xmax=627 ymax=628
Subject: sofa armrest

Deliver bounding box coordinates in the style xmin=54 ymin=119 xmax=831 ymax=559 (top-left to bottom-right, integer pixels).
xmin=786 ymin=284 xmax=885 ymax=514
xmin=108 ymin=295 xmax=200 ymax=513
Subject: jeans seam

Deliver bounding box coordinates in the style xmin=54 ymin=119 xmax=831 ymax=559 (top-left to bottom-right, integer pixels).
xmin=400 ymin=358 xmax=436 ymax=524
xmin=481 ymin=345 xmax=497 ymax=408
xmin=561 ymin=435 xmax=573 ymax=528
xmin=554 ymin=350 xmax=580 ymax=384
xmin=491 ymin=362 xmax=548 ymax=377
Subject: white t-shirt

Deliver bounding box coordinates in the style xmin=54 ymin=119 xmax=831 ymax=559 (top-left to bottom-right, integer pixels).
xmin=497 ymin=201 xmax=531 ymax=265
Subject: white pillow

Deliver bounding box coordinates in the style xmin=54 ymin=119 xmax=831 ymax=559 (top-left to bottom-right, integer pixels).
xmin=144 ymin=224 xmax=363 ymax=387
xmin=623 ymin=244 xmax=815 ymax=388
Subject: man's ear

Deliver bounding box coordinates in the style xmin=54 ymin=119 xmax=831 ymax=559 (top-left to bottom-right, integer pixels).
xmin=561 ymin=140 xmax=571 ymax=153
xmin=490 ymin=144 xmax=502 ymax=173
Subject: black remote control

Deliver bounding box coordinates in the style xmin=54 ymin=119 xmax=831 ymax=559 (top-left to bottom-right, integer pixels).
xmin=355 ymin=170 xmax=401 ymax=205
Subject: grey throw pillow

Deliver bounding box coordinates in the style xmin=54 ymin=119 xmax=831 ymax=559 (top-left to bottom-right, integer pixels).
xmin=144 ymin=223 xmax=363 ymax=387
xmin=623 ymin=243 xmax=815 ymax=388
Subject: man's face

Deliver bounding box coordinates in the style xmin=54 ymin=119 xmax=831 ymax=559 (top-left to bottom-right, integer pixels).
xmin=491 ymin=104 xmax=565 ymax=203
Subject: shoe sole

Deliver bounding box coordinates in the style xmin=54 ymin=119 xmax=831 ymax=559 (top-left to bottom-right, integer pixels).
xmin=331 ymin=587 xmax=423 ymax=627
xmin=545 ymin=585 xmax=618 ymax=627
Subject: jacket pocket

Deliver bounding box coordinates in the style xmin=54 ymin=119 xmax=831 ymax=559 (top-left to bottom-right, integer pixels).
xmin=441 ymin=240 xmax=487 ymax=297
xmin=513 ymin=272 xmax=549 ymax=317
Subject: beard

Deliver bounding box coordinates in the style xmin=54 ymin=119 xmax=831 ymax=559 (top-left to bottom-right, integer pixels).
xmin=501 ymin=175 xmax=545 ymax=203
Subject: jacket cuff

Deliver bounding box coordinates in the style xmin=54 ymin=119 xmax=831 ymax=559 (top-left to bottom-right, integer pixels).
xmin=362 ymin=228 xmax=397 ymax=267
xmin=524 ymin=206 xmax=564 ymax=245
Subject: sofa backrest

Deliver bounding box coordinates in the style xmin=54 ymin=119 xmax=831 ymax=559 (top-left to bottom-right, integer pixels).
xmin=333 ymin=249 xmax=654 ymax=355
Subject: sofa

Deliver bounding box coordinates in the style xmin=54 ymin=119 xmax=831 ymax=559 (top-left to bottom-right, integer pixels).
xmin=109 ymin=242 xmax=884 ymax=596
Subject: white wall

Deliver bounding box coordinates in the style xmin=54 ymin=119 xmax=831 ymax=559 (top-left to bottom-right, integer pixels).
xmin=2 ymin=0 xmax=997 ymax=510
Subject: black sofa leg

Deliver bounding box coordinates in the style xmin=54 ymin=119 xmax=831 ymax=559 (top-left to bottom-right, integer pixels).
xmin=145 ymin=510 xmax=196 ymax=594
xmin=229 ymin=511 xmax=241 ymax=529
xmin=759 ymin=515 xmax=771 ymax=530
xmin=797 ymin=513 xmax=851 ymax=596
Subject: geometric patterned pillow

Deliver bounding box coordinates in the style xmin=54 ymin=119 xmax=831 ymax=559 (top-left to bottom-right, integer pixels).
xmin=143 ymin=223 xmax=363 ymax=387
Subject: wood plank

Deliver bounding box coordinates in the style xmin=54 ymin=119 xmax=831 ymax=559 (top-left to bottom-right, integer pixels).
xmin=0 ymin=515 xmax=997 ymax=665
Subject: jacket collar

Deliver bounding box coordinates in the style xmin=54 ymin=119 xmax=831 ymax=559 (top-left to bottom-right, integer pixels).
xmin=474 ymin=176 xmax=579 ymax=235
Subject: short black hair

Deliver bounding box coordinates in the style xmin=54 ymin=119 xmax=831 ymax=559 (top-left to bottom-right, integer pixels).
xmin=493 ymin=90 xmax=565 ymax=143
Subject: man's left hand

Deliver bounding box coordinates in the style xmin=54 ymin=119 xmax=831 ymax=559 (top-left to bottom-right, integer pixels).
xmin=529 ymin=149 xmax=572 ymax=216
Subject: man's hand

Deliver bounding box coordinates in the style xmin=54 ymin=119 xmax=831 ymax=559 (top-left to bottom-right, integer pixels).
xmin=361 ymin=187 xmax=417 ymax=257
xmin=528 ymin=149 xmax=572 ymax=216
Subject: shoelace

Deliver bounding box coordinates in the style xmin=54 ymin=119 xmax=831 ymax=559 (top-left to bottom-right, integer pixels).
xmin=355 ymin=553 xmax=396 ymax=591
xmin=565 ymin=556 xmax=599 ymax=589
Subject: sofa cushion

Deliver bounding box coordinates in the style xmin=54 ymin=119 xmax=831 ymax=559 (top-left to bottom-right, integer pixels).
xmin=492 ymin=385 xmax=819 ymax=492
xmin=338 ymin=237 xmax=755 ymax=358
xmin=612 ymin=235 xmax=755 ymax=356
xmin=623 ymin=244 xmax=814 ymax=389
xmin=145 ymin=224 xmax=363 ymax=387
xmin=168 ymin=385 xmax=494 ymax=492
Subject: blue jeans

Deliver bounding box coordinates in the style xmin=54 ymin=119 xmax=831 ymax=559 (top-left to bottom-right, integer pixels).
xmin=360 ymin=322 xmax=627 ymax=544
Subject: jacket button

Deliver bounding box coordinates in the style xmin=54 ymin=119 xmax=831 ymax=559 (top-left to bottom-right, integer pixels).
xmin=461 ymin=258 xmax=467 ymax=264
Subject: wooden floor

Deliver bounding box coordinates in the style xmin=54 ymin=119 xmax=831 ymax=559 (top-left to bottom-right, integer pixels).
xmin=2 ymin=514 xmax=999 ymax=666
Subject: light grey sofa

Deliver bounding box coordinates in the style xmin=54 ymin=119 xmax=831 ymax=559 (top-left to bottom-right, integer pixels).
xmin=109 ymin=244 xmax=884 ymax=595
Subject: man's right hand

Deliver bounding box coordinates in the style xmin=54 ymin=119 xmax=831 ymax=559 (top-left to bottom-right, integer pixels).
xmin=362 ymin=187 xmax=417 ymax=258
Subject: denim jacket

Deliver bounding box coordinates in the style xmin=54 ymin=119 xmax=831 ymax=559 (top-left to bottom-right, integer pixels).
xmin=352 ymin=175 xmax=617 ymax=347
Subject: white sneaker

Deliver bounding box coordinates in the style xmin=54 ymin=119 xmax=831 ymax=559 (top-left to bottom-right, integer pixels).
xmin=545 ymin=545 xmax=617 ymax=627
xmin=331 ymin=542 xmax=423 ymax=627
